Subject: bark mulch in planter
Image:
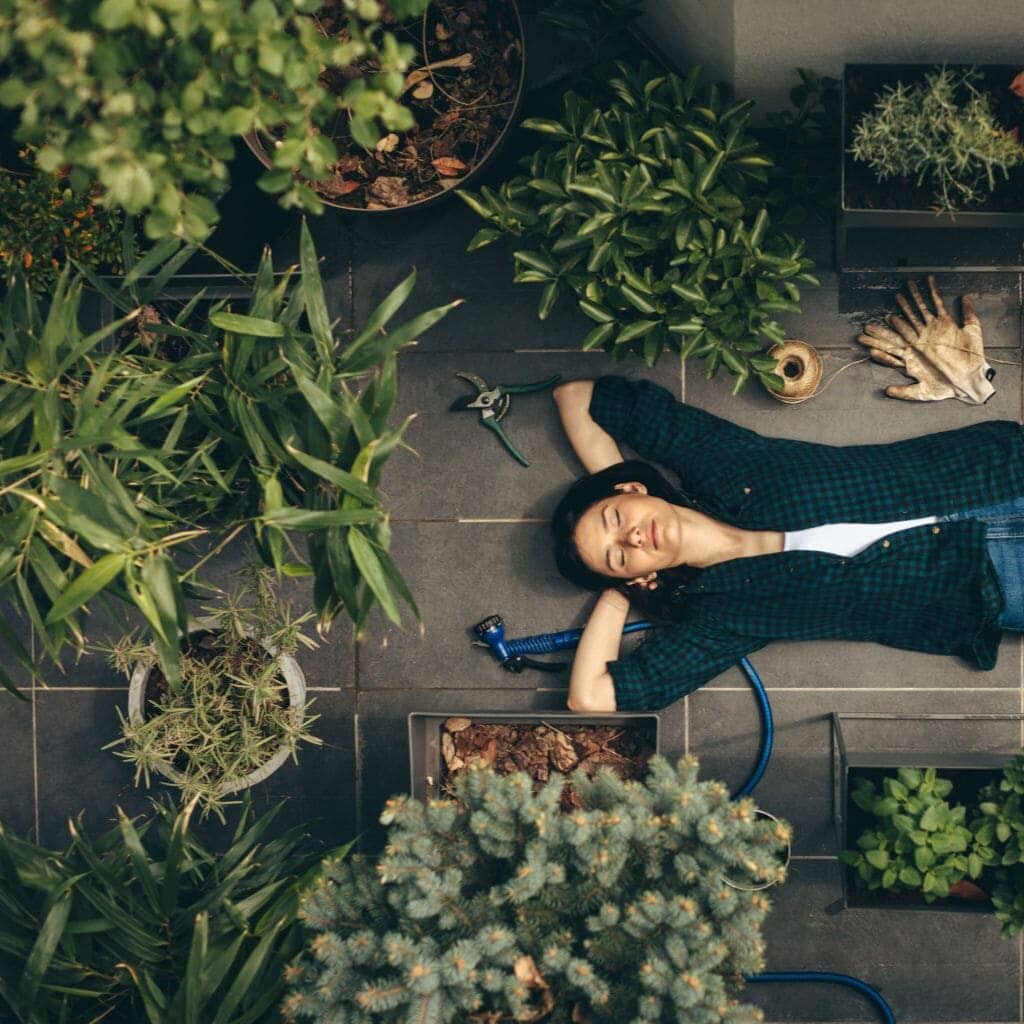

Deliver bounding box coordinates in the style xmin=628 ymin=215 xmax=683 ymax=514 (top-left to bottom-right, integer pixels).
xmin=439 ymin=718 xmax=655 ymax=811
xmin=313 ymin=0 xmax=522 ymax=208
xmin=843 ymin=64 xmax=1024 ymax=213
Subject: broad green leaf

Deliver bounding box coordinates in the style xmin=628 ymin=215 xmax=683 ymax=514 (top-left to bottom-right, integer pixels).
xmin=45 ymin=554 xmax=127 ymax=624
xmin=349 ymin=528 xmax=400 ymax=625
xmin=285 ymin=444 xmax=378 ymax=506
xmin=209 ymin=313 xmax=285 ymax=338
xmin=17 ymin=890 xmax=73 ymax=1011
xmin=299 ymin=220 xmax=333 ymax=363
xmin=262 ymin=508 xmax=381 ymax=529
xmin=116 ymin=809 xmax=161 ymax=914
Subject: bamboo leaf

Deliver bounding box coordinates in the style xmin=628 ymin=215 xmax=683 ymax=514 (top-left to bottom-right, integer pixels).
xmin=45 ymin=554 xmax=127 ymax=625
xmin=284 ymin=444 xmax=378 ymax=506
xmin=116 ymin=809 xmax=161 ymax=915
xmin=349 ymin=529 xmax=401 ymax=625
xmin=17 ymin=890 xmax=73 ymax=1012
xmin=262 ymin=508 xmax=381 ymax=529
xmin=299 ymin=220 xmax=333 ymax=363
xmin=209 ymin=313 xmax=285 ymax=338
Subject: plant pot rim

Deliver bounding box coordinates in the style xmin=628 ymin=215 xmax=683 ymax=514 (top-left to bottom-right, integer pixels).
xmin=126 ymin=616 xmax=306 ymax=796
xmin=242 ymin=0 xmax=526 ymax=215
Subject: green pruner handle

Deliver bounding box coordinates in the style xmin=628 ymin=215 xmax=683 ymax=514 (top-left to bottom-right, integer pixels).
xmin=499 ymin=373 xmax=562 ymax=395
xmin=483 ymin=416 xmax=530 ymax=467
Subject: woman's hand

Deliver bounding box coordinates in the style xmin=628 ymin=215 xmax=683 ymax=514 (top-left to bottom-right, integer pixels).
xmin=566 ymin=588 xmax=627 ymax=713
xmin=554 ymin=379 xmax=623 ymax=474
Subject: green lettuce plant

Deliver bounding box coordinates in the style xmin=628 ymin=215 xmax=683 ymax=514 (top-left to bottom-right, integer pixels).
xmin=0 ymin=220 xmax=458 ymax=693
xmin=0 ymin=796 xmax=352 ymax=1024
xmin=975 ymin=751 xmax=1024 ymax=936
xmin=283 ymin=755 xmax=789 ymax=1024
xmin=458 ymin=61 xmax=817 ymax=393
xmin=0 ymin=0 xmax=431 ymax=241
xmin=841 ymin=767 xmax=996 ymax=902
xmin=850 ymin=65 xmax=1024 ymax=213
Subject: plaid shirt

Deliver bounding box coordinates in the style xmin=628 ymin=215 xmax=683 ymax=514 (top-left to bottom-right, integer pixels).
xmin=590 ymin=376 xmax=1024 ymax=711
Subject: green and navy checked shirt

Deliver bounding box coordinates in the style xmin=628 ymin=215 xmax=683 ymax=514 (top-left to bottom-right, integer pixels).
xmin=590 ymin=376 xmax=1024 ymax=711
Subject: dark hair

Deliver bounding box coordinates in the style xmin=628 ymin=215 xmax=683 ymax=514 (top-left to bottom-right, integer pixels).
xmin=551 ymin=460 xmax=696 ymax=619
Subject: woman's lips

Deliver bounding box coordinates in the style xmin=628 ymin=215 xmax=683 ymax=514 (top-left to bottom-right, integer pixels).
xmin=651 ymin=519 xmax=657 ymax=549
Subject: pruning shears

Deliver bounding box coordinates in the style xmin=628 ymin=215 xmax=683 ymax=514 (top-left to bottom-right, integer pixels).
xmin=449 ymin=372 xmax=561 ymax=467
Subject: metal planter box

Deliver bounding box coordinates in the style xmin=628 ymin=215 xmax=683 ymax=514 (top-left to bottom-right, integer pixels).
xmin=831 ymin=712 xmax=1015 ymax=913
xmin=838 ymin=63 xmax=1024 ymax=271
xmin=408 ymin=711 xmax=660 ymax=803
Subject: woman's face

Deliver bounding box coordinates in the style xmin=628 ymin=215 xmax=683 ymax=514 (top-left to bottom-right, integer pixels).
xmin=572 ymin=482 xmax=682 ymax=586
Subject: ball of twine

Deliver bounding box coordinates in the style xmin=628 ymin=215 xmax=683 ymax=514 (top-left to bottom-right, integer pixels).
xmin=766 ymin=341 xmax=823 ymax=403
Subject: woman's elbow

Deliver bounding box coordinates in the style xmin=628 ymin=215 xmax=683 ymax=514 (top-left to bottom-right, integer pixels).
xmin=566 ymin=686 xmax=617 ymax=714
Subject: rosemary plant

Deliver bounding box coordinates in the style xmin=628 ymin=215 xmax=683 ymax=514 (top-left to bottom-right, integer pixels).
xmin=850 ymin=65 xmax=1024 ymax=212
xmin=102 ymin=565 xmax=321 ymax=820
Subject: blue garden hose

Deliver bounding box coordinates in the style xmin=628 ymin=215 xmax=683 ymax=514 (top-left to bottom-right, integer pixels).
xmin=473 ymin=616 xmax=897 ymax=1023
xmin=745 ymin=972 xmax=896 ymax=1024
xmin=476 ymin=616 xmax=773 ymax=798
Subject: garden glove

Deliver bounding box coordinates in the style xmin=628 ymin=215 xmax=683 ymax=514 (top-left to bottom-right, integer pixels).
xmin=856 ymin=276 xmax=995 ymax=404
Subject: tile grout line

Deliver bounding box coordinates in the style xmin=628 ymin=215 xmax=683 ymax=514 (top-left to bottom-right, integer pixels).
xmin=30 ymin=626 xmax=40 ymax=845
xmin=683 ymin=695 xmax=689 ymax=756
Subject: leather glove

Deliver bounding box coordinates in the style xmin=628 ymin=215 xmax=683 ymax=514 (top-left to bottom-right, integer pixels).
xmin=856 ymin=276 xmax=995 ymax=404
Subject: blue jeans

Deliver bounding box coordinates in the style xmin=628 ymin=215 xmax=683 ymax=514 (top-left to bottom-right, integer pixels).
xmin=939 ymin=496 xmax=1024 ymax=630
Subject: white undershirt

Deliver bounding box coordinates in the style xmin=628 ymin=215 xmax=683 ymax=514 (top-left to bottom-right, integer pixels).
xmin=783 ymin=516 xmax=938 ymax=558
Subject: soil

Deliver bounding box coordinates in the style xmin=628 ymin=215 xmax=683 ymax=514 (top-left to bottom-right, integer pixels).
xmin=438 ymin=718 xmax=656 ymax=811
xmin=305 ymin=0 xmax=522 ymax=209
xmin=843 ymin=64 xmax=1024 ymax=214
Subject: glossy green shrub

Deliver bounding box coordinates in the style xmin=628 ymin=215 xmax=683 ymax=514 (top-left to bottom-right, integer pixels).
xmin=0 ymin=0 xmax=430 ymax=241
xmin=458 ymin=61 xmax=817 ymax=393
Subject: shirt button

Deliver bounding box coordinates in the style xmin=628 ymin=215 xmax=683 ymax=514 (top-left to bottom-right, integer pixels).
xmin=932 ymin=525 xmax=940 ymax=534
xmin=882 ymin=539 xmax=890 ymax=548
xmin=743 ymin=486 xmax=751 ymax=495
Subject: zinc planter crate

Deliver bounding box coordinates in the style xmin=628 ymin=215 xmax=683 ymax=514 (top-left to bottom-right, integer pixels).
xmin=408 ymin=711 xmax=660 ymax=802
xmin=838 ymin=63 xmax=1024 ymax=271
xmin=831 ymin=711 xmax=1018 ymax=913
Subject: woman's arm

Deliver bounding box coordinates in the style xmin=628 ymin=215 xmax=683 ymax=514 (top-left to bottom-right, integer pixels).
xmin=566 ymin=589 xmax=628 ymax=713
xmin=553 ymin=379 xmax=623 ymax=473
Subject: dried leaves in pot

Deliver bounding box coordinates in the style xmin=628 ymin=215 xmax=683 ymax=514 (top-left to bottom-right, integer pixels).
xmin=314 ymin=0 xmax=522 ymax=209
xmin=439 ymin=717 xmax=655 ymax=810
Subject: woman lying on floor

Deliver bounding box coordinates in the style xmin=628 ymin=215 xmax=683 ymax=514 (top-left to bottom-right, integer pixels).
xmin=552 ymin=371 xmax=1024 ymax=713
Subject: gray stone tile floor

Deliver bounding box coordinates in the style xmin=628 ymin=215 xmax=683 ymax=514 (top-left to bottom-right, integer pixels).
xmin=7 ymin=37 xmax=1024 ymax=1024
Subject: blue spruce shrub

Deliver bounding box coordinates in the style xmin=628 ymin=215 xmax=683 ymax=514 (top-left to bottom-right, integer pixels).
xmin=283 ymin=754 xmax=789 ymax=1024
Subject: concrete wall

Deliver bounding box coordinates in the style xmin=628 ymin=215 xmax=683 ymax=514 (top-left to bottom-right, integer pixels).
xmin=639 ymin=0 xmax=1024 ymax=118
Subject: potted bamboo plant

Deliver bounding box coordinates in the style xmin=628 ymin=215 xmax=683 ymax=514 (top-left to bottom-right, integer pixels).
xmin=0 ymin=220 xmax=459 ymax=697
xmin=0 ymin=795 xmax=353 ymax=1023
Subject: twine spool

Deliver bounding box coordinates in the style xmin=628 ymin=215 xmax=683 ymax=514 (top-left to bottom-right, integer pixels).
xmin=766 ymin=340 xmax=822 ymax=404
